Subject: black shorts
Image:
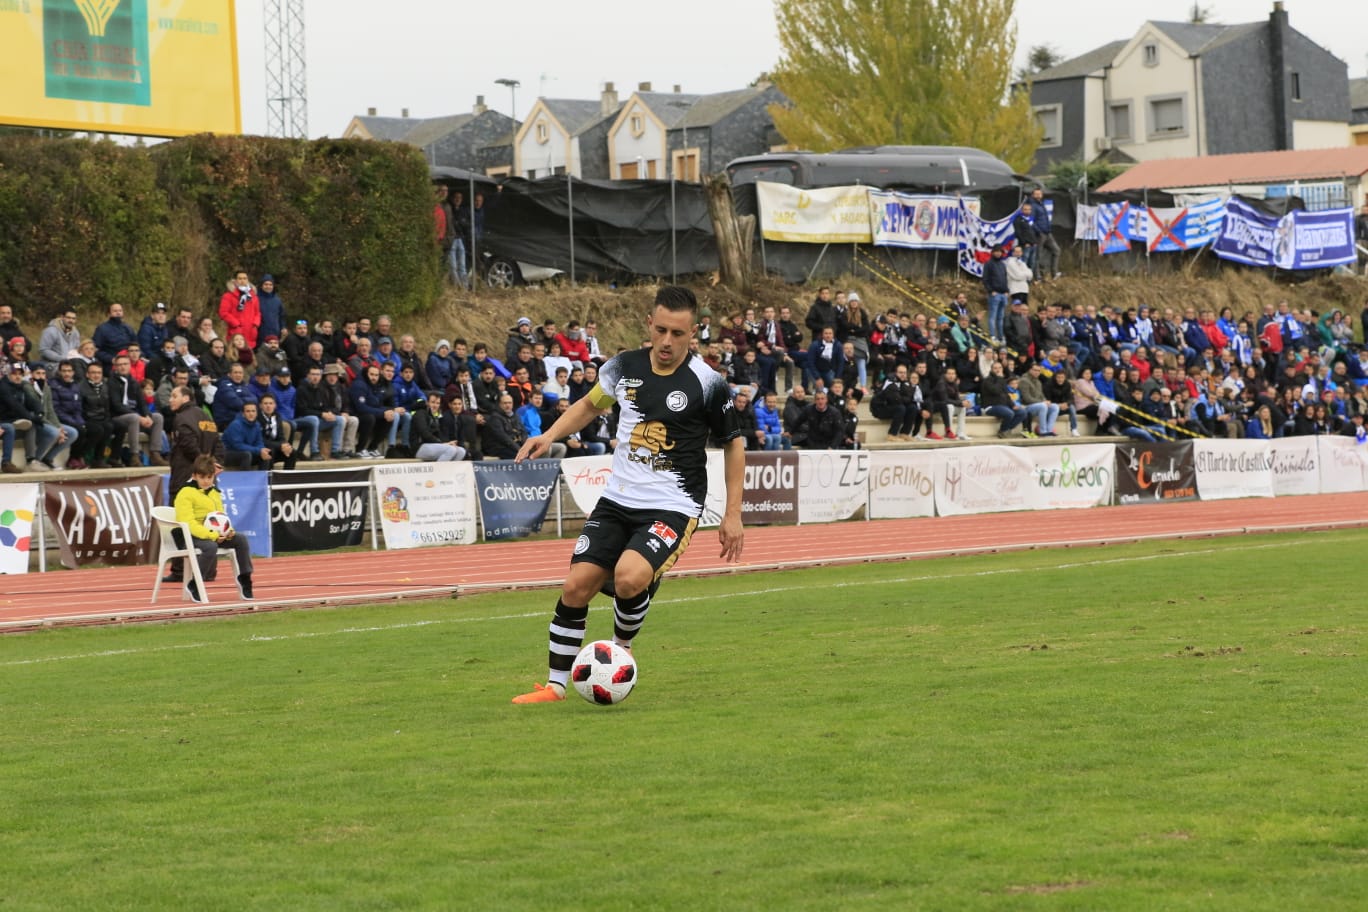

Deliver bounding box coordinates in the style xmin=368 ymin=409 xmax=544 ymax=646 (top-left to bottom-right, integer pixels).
xmin=572 ymin=498 xmax=699 ymax=581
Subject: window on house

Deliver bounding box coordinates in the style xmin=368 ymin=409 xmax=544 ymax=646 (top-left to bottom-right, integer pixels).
xmin=1034 ymin=105 xmax=1061 ymax=147
xmin=1291 ymin=72 xmax=1302 ymax=101
xmin=1108 ymin=103 xmax=1132 ymax=140
xmin=1150 ymin=97 xmax=1185 ymax=135
xmin=630 ymin=114 xmax=644 ymax=137
xmin=552 ymin=166 xmax=567 ymax=176
xmin=1143 ymin=43 xmax=1158 ymax=66
xmin=535 ymin=122 xmax=548 ymax=144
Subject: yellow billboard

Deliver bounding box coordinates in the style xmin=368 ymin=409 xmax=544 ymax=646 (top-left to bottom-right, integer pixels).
xmin=0 ymin=0 xmax=241 ymax=136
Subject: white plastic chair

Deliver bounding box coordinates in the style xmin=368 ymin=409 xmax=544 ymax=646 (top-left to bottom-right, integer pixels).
xmin=149 ymin=506 xmax=239 ymax=604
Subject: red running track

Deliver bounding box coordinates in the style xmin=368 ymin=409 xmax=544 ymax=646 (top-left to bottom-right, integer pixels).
xmin=3 ymin=492 xmax=1367 ymax=632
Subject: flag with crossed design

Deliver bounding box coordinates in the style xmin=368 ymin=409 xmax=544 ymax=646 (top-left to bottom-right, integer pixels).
xmin=956 ymin=200 xmax=1018 ymax=278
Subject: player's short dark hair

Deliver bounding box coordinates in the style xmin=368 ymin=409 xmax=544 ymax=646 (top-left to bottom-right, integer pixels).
xmin=654 ymin=285 xmax=698 ymax=314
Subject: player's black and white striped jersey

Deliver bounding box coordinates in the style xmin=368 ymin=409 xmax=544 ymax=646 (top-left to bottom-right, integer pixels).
xmin=589 ymin=349 xmax=739 ymax=516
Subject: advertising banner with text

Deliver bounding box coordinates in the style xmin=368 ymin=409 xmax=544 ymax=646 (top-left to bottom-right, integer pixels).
xmin=1114 ymin=442 xmax=1198 ymax=505
xmin=1029 ymin=444 xmax=1114 ymax=510
xmin=473 ymin=460 xmax=562 ymax=540
xmin=44 ymin=475 xmax=161 ymax=568
xmin=740 ymin=452 xmax=799 ymax=525
xmin=1193 ymin=439 xmax=1275 ymax=501
xmin=217 ymin=470 xmax=273 ymax=558
xmin=934 ymin=445 xmax=1033 ymax=516
xmin=868 ymin=450 xmax=937 ymax=519
xmin=0 ymin=483 xmax=40 ymax=574
xmin=756 ymin=182 xmax=872 ymax=243
xmin=0 ymin=1 xmax=242 ymax=137
xmin=269 ymin=467 xmax=370 ymax=553
xmin=1267 ymin=437 xmax=1321 ymax=497
xmin=373 ymin=462 xmax=478 ymax=549
xmin=797 ymin=450 xmax=869 ymax=523
xmin=560 ymin=455 xmax=615 ymax=516
xmin=1315 ymin=436 xmax=1368 ymax=494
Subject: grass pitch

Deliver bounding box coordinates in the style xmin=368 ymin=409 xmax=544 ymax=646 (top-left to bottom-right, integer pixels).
xmin=3 ymin=530 xmax=1367 ymax=910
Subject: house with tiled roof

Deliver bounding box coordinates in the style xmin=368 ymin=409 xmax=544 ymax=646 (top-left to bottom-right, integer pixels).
xmin=342 ymin=98 xmax=517 ymax=172
xmin=1096 ymin=146 xmax=1368 ymax=210
xmin=1351 ymin=78 xmax=1368 ymax=146
xmin=605 ymin=82 xmax=788 ymax=181
xmin=513 ymin=90 xmax=622 ymax=179
xmin=1026 ymin=2 xmax=1350 ymax=175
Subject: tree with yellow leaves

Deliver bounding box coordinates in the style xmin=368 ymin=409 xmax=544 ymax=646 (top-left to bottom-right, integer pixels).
xmin=769 ymin=0 xmax=1042 ymax=174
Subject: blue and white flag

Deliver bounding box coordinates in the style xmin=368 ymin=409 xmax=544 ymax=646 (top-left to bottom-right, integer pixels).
xmin=1172 ymin=194 xmax=1226 ymax=248
xmin=1214 ymin=198 xmax=1356 ymax=270
xmin=957 ymin=201 xmax=1017 ymax=277
xmin=1095 ymin=202 xmax=1131 ymax=255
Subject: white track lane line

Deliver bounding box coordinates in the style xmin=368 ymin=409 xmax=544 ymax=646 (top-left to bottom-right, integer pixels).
xmin=0 ymin=539 xmax=1298 ymax=668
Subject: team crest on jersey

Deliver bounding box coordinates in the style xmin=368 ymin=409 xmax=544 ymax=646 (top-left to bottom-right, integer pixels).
xmin=666 ymin=391 xmax=688 ymax=412
xmin=649 ymin=521 xmax=678 ymax=547
xmin=574 ymin=534 xmax=590 ymax=554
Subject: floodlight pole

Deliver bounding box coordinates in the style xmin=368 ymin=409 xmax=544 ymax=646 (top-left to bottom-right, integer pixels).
xmin=495 ymin=78 xmax=521 ymax=120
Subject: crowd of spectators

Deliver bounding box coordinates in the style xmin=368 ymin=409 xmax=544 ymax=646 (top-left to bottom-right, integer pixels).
xmin=5 ymin=255 xmax=1365 ymax=473
xmin=0 ymin=280 xmax=618 ymax=473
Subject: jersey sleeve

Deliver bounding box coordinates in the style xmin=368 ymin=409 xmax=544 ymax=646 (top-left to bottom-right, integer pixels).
xmin=588 ymin=355 xmax=621 ymax=409
xmin=706 ymin=373 xmax=741 ymax=443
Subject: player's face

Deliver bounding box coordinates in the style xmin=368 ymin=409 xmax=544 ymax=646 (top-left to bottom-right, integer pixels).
xmin=646 ymin=306 xmax=695 ymax=371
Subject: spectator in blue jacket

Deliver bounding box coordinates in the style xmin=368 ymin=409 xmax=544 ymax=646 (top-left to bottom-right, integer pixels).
xmin=137 ymin=302 xmax=171 ymax=360
xmin=93 ymin=303 xmax=137 ymax=368
xmin=1029 ymin=188 xmax=1061 ymax=280
xmin=223 ymin=400 xmax=270 ymax=468
xmin=425 ymin=340 xmax=456 ymax=392
xmin=212 ymin=362 xmax=257 ymax=429
xmin=349 ymin=363 xmax=392 ymax=458
xmin=981 ymin=246 xmax=1009 ymax=345
xmin=270 ymin=367 xmax=297 ymax=422
xmin=392 ymin=363 xmax=426 ymax=413
xmin=754 ymin=391 xmax=791 ymax=450
xmin=256 ymin=275 xmax=286 ymax=345
xmin=805 ymin=325 xmax=846 ymax=392
xmin=517 ymin=390 xmax=566 ymax=457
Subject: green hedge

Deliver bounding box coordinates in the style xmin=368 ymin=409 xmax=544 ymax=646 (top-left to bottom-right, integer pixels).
xmin=0 ymin=135 xmax=442 ymax=325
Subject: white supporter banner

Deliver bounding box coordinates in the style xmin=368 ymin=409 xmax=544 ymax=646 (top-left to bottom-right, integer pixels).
xmin=935 ymin=446 xmax=1034 ymax=516
xmin=798 ymin=450 xmax=870 ymax=523
xmin=1316 ymin=436 xmax=1368 ymax=493
xmin=1268 ymin=437 xmax=1321 ymax=497
xmin=868 ymin=191 xmax=979 ymax=250
xmin=0 ymin=483 xmax=40 ymax=574
xmin=373 ymin=462 xmax=478 ymax=549
xmin=868 ymin=450 xmax=937 ymax=518
xmin=560 ymin=455 xmax=615 ymax=516
xmin=756 ymin=182 xmax=873 ymax=243
xmin=1029 ymin=444 xmax=1115 ymax=510
xmin=1193 ymin=439 xmax=1274 ymax=500
xmin=1075 ymin=203 xmax=1099 ymax=241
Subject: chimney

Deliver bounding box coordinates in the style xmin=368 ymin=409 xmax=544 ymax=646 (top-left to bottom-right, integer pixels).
xmin=601 ymin=81 xmax=619 ymax=117
xmin=474 ymin=94 xmax=488 ymax=115
xmin=401 ymin=107 xmax=410 ymax=118
xmin=367 ymin=107 xmax=376 ymax=116
xmin=638 ymin=81 xmax=652 ymax=92
xmin=673 ymin=84 xmax=682 ymax=94
xmin=1270 ymin=1 xmax=1291 ymax=149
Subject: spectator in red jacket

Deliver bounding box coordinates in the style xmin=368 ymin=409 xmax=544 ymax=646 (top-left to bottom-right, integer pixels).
xmin=218 ymin=269 xmax=262 ymax=350
xmin=554 ymin=321 xmax=592 ymax=367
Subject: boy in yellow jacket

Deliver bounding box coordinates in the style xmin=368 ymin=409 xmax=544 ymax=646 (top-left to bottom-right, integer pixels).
xmin=173 ymin=454 xmax=255 ymax=602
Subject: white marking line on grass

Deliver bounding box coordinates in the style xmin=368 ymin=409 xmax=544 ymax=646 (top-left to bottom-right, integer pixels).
xmin=0 ymin=539 xmax=1300 ymax=669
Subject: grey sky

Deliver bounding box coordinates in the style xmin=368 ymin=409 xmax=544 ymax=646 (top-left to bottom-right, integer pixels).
xmin=233 ymin=0 xmax=1367 ymax=138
